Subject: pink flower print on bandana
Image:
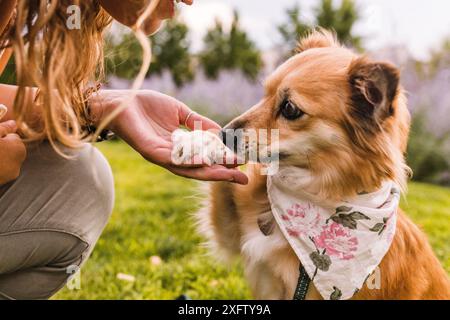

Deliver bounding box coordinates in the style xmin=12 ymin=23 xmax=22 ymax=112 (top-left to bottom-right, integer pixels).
xmin=281 ymin=203 xmax=324 ymax=238
xmin=314 ymin=222 xmax=359 ymax=261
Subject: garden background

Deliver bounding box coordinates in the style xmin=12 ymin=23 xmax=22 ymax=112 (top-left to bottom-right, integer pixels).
xmin=2 ymin=0 xmax=448 ymax=299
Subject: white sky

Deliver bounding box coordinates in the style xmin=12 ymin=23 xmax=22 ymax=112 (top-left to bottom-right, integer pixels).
xmin=178 ymin=0 xmax=450 ymax=60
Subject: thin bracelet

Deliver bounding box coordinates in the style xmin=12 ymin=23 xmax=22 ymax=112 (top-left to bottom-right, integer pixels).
xmin=83 ymin=83 xmax=115 ymax=142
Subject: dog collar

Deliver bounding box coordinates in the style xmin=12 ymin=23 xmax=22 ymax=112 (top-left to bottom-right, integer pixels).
xmin=267 ymin=167 xmax=400 ymax=300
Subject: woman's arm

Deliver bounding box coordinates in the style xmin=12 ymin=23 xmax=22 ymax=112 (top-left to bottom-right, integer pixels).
xmin=89 ymin=90 xmax=248 ymax=184
xmin=0 ymin=84 xmax=248 ymax=184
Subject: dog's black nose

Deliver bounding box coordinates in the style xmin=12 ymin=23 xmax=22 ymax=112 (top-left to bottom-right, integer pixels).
xmin=221 ymin=119 xmax=247 ymax=153
xmin=220 ymin=129 xmax=233 ymax=146
xmin=220 ymin=128 xmax=240 ymax=153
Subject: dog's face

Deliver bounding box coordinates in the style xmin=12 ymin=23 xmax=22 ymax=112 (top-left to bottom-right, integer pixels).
xmin=224 ymin=31 xmax=411 ymax=198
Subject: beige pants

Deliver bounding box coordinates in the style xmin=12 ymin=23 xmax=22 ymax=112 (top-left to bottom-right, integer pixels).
xmin=0 ymin=142 xmax=114 ymax=299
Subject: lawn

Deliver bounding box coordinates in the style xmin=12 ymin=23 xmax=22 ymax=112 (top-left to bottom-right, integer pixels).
xmin=55 ymin=141 xmax=450 ymax=299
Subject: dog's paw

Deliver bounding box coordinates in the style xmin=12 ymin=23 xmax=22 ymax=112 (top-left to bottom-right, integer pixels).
xmin=171 ymin=129 xmax=235 ymax=166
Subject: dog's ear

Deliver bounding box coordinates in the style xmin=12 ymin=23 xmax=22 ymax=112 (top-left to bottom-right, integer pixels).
xmin=297 ymin=28 xmax=340 ymax=53
xmin=348 ymin=57 xmax=400 ymax=124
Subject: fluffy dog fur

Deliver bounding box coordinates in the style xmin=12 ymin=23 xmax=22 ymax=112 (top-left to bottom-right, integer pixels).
xmin=197 ymin=30 xmax=450 ymax=300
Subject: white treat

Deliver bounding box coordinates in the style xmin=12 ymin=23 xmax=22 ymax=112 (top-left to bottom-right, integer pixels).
xmin=171 ymin=129 xmax=235 ymax=166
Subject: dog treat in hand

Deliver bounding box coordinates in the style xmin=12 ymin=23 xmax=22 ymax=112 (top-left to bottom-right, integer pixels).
xmin=171 ymin=129 xmax=235 ymax=166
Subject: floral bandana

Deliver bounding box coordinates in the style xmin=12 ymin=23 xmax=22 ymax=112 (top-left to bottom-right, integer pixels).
xmin=267 ymin=167 xmax=400 ymax=300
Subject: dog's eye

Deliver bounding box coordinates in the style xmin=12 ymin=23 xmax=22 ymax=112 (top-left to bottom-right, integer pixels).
xmin=280 ymin=100 xmax=304 ymax=120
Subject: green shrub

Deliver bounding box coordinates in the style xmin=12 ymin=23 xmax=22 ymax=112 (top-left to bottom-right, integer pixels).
xmin=407 ymin=111 xmax=450 ymax=186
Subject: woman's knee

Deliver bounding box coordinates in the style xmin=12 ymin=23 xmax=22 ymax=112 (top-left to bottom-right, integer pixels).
xmin=0 ymin=230 xmax=90 ymax=299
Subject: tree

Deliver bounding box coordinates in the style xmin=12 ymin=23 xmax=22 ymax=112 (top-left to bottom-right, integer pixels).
xmin=316 ymin=0 xmax=361 ymax=49
xmin=105 ymin=17 xmax=194 ymax=88
xmin=149 ymin=19 xmax=194 ymax=87
xmin=407 ymin=111 xmax=450 ymax=185
xmin=105 ymin=32 xmax=143 ymax=80
xmin=278 ymin=0 xmax=362 ymax=56
xmin=429 ymin=38 xmax=450 ymax=74
xmin=200 ymin=11 xmax=263 ymax=81
xmin=277 ymin=5 xmax=310 ymax=56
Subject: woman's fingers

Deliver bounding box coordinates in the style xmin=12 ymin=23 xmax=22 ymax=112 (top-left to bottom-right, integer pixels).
xmin=169 ymin=165 xmax=248 ymax=185
xmin=0 ymin=104 xmax=7 ymax=120
xmin=188 ymin=112 xmax=221 ymax=132
xmin=0 ymin=120 xmax=17 ymax=138
xmin=179 ymin=105 xmax=221 ymax=132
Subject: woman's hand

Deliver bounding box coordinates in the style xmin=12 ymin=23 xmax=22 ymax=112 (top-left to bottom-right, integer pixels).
xmin=93 ymin=90 xmax=248 ymax=184
xmin=0 ymin=120 xmax=27 ymax=185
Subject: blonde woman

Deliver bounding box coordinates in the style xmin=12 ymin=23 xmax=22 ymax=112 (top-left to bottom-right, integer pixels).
xmin=0 ymin=0 xmax=248 ymax=300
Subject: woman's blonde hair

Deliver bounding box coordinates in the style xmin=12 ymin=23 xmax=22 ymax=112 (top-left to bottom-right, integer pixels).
xmin=1 ymin=0 xmax=157 ymax=153
xmin=1 ymin=0 xmax=111 ymax=151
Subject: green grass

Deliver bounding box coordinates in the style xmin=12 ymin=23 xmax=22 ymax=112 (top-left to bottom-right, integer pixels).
xmin=55 ymin=141 xmax=450 ymax=299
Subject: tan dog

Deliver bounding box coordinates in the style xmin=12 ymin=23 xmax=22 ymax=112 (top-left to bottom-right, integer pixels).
xmin=197 ymin=30 xmax=450 ymax=300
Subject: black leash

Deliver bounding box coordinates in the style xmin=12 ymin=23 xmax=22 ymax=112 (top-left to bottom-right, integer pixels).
xmin=293 ymin=265 xmax=311 ymax=300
